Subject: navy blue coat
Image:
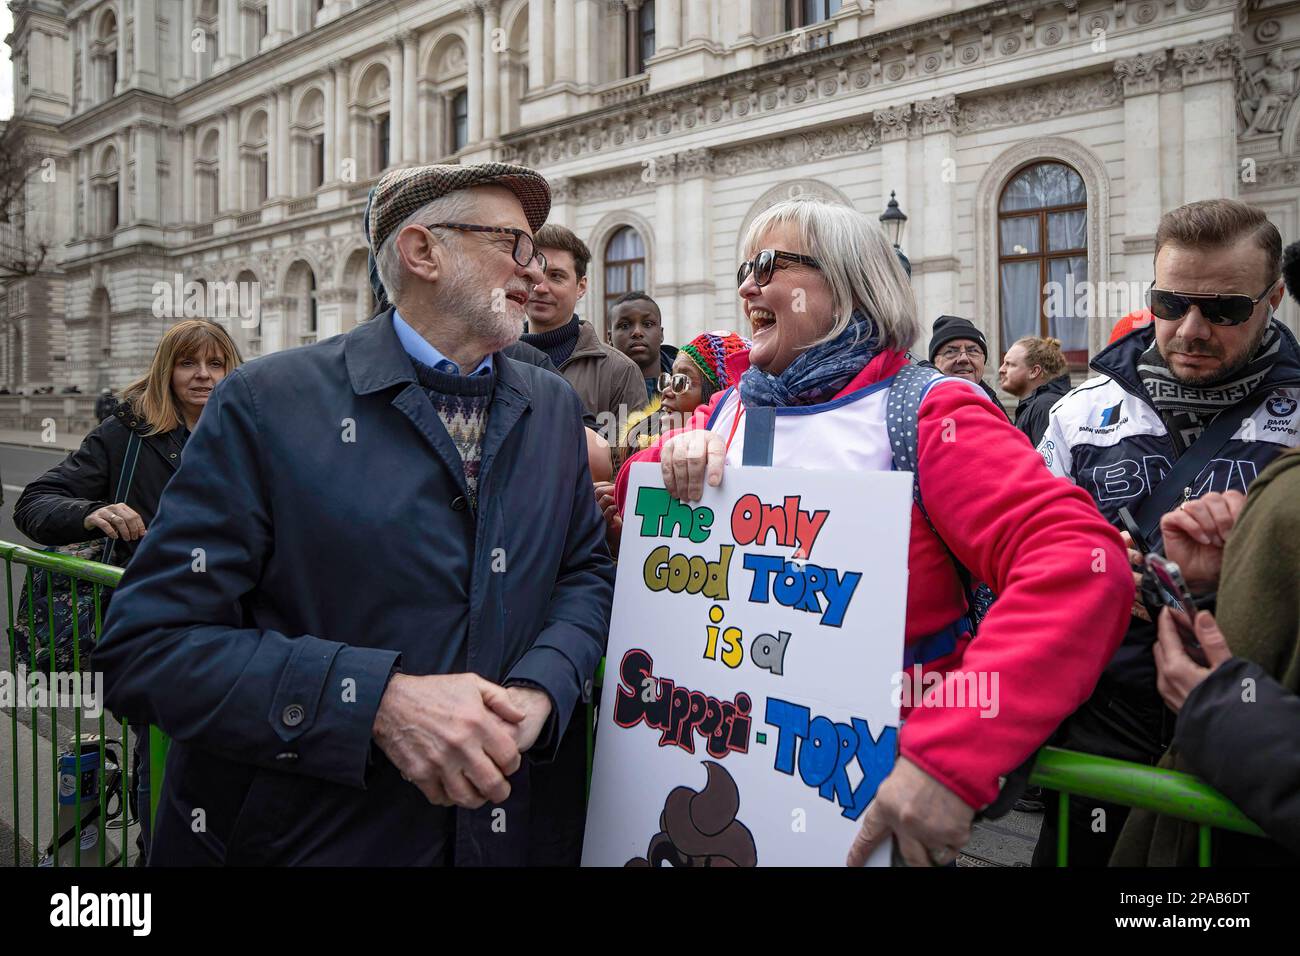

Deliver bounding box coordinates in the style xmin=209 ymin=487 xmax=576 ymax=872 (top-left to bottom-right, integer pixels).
xmin=93 ymin=311 xmax=615 ymax=865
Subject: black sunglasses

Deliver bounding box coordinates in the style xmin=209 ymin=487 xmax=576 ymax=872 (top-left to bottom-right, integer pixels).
xmin=1146 ymin=281 xmax=1278 ymax=327
xmin=737 ymin=249 xmax=822 ymax=289
xmin=424 ymin=222 xmax=547 ymax=272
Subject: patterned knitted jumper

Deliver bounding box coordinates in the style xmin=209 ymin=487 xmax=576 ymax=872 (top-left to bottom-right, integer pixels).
xmin=411 ymin=357 xmax=494 ymax=507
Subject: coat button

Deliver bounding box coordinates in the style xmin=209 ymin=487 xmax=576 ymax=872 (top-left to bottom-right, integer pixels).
xmin=168 ymin=453 xmax=177 ymax=459
xmin=583 ymin=678 xmax=594 ymax=701
xmin=282 ymin=704 xmax=305 ymax=727
xmin=451 ymin=496 xmax=468 ymax=512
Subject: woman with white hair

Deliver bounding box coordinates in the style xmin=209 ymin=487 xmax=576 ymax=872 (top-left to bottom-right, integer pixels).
xmin=610 ymin=197 xmax=1134 ymax=866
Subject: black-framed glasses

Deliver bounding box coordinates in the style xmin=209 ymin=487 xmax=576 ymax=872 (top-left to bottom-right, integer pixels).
xmin=657 ymin=372 xmax=691 ymax=393
xmin=736 ymin=249 xmax=821 ymax=288
xmin=1146 ymin=280 xmax=1278 ymax=327
xmin=937 ymin=345 xmax=984 ymax=361
xmin=424 ymin=222 xmax=547 ymax=272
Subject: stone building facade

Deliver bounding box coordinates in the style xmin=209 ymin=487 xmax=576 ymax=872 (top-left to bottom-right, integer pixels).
xmin=2 ymin=0 xmax=1299 ymax=391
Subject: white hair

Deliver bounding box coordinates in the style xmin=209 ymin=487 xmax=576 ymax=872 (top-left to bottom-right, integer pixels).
xmin=741 ymin=197 xmax=920 ymax=352
xmin=375 ymin=188 xmax=478 ymax=305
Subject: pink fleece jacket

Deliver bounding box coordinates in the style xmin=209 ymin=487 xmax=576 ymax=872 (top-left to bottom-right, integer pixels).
xmin=614 ymin=348 xmax=1133 ymax=809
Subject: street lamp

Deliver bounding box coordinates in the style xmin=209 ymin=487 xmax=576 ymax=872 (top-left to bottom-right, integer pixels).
xmin=879 ymin=190 xmax=908 ymax=251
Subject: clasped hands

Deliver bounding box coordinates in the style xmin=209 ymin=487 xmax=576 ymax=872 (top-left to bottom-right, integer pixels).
xmin=372 ymin=673 xmax=551 ymax=809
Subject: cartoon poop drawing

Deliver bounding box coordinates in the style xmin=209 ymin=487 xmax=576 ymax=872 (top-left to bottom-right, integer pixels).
xmin=625 ymin=761 xmax=758 ymax=867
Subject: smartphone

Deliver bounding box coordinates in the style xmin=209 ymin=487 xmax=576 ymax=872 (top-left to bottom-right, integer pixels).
xmin=1117 ymin=506 xmax=1150 ymax=555
xmin=1143 ymin=554 xmax=1208 ymax=666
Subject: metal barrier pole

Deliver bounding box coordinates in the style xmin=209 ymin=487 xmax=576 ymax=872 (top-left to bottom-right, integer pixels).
xmin=150 ymin=724 xmax=169 ymax=837
xmin=1056 ymin=791 xmax=1069 ymax=868
xmin=94 ymin=583 xmax=107 ymax=866
xmin=25 ymin=568 xmax=38 ymax=866
xmin=70 ymin=582 xmax=83 ymax=867
xmin=46 ymin=577 xmax=57 ymax=868
xmin=5 ymin=554 xmax=17 ymax=868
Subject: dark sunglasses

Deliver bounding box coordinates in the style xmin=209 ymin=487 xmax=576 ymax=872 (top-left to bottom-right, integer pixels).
xmin=1146 ymin=280 xmax=1278 ymax=327
xmin=423 ymin=222 xmax=547 ymax=272
xmin=657 ymin=372 xmax=691 ymax=393
xmin=737 ymin=249 xmax=821 ymax=288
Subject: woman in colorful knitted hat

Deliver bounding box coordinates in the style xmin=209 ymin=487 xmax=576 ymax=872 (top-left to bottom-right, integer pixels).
xmin=662 ymin=331 xmax=751 ymax=428
xmin=614 ymin=330 xmax=750 ymax=473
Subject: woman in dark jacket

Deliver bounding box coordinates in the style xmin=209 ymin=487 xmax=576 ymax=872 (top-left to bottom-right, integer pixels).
xmin=14 ymin=318 xmax=241 ymax=859
xmin=15 ymin=320 xmax=242 ymax=568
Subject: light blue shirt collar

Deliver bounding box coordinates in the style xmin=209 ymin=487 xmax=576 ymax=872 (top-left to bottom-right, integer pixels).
xmin=392 ymin=309 xmax=494 ymax=377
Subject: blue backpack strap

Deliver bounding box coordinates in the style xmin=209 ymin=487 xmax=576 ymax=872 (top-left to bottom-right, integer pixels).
xmin=888 ymin=360 xmax=997 ymax=631
xmin=887 ymin=360 xmax=945 ymax=538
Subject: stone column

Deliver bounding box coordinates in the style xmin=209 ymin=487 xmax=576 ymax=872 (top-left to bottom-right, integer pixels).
xmin=626 ymin=0 xmax=643 ymax=73
xmin=266 ymin=92 xmax=281 ymax=198
xmin=116 ymin=131 xmax=130 ymax=223
xmin=276 ymin=84 xmax=292 ymax=192
xmin=181 ymin=0 xmax=196 ymax=84
xmin=658 ymin=0 xmax=680 ymax=51
xmin=574 ymin=0 xmax=592 ymax=85
xmin=224 ymin=108 xmax=240 ymax=212
xmin=1115 ymin=51 xmax=1167 ymax=283
xmin=81 ymin=149 xmax=93 ymax=233
xmin=78 ymin=16 xmax=92 ymax=107
xmin=332 ymin=61 xmax=351 ymax=181
xmin=1173 ymin=36 xmax=1241 ymax=203
xmin=467 ymin=5 xmax=484 ymax=143
xmin=916 ymin=96 xmax=960 ymax=337
xmin=652 ymin=152 xmax=678 ymax=338
xmin=554 ymin=0 xmax=575 ymax=82
xmin=323 ymin=68 xmax=337 ymax=183
xmin=267 ymin=0 xmax=293 ymax=45
xmin=417 ymin=78 xmax=435 ymax=158
xmin=134 ymin=124 xmax=159 ymax=223
xmin=71 ymin=148 xmax=82 ymax=232
xmin=182 ymin=126 xmax=196 ymax=220
xmin=115 ymin=0 xmax=127 ymax=92
xmin=401 ymin=31 xmax=419 ymax=161
xmin=673 ymin=149 xmax=714 ymax=348
xmin=483 ymin=4 xmax=501 ymax=139
xmin=686 ymin=0 xmax=708 ymax=44
xmin=388 ymin=41 xmax=404 ymax=167
xmin=132 ymin=0 xmax=158 ymax=88
xmin=527 ymin=0 xmax=547 ymax=89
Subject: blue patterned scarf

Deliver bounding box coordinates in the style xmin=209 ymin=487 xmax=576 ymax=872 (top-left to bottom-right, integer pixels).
xmin=739 ymin=311 xmax=881 ymax=408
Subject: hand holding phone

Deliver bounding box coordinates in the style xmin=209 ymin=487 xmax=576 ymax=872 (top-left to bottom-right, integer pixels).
xmin=1143 ymin=554 xmax=1208 ymax=666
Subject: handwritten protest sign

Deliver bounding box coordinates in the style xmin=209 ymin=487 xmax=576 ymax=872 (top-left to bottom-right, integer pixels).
xmin=582 ymin=464 xmax=911 ymax=867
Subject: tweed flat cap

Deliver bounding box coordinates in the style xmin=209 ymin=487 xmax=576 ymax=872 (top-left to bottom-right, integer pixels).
xmin=367 ymin=162 xmax=551 ymax=253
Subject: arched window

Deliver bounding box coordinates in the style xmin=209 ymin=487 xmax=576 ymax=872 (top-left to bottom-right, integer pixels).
xmin=94 ymin=10 xmax=120 ymax=102
xmin=997 ymin=160 xmax=1089 ymax=368
xmin=292 ymin=88 xmax=325 ymax=193
xmin=603 ymin=227 xmax=646 ymax=317
xmin=197 ymin=129 xmax=221 ymax=219
xmin=242 ymin=111 xmax=270 ymax=207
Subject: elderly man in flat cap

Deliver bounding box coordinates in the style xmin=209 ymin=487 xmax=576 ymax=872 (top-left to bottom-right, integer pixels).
xmin=95 ymin=163 xmax=615 ymax=866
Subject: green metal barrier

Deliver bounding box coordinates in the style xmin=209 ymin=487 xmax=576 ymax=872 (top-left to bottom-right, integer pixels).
xmin=1 ymin=541 xmax=167 ymax=868
xmin=2 ymin=542 xmax=1267 ymax=869
xmin=1028 ymin=745 xmax=1266 ymax=866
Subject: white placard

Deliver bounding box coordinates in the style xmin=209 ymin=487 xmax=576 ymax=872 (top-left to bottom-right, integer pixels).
xmin=582 ymin=464 xmax=911 ymax=867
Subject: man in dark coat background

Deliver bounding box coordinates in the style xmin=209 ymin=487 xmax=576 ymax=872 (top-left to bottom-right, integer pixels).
xmin=997 ymin=335 xmax=1073 ymax=447
xmin=94 ymin=162 xmax=615 ymax=866
xmin=926 ymin=315 xmax=1011 ymax=419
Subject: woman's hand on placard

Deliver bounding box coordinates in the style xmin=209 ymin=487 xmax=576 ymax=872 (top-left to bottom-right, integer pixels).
xmin=660 ymin=430 xmax=727 ymax=502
